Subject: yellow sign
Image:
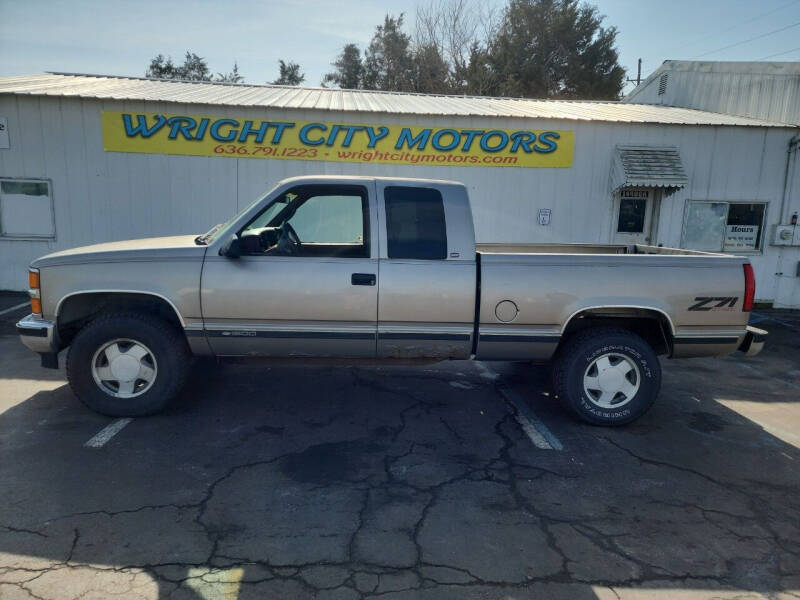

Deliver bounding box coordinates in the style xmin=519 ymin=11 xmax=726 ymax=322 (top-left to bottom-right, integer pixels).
xmin=102 ymin=110 xmax=574 ymax=168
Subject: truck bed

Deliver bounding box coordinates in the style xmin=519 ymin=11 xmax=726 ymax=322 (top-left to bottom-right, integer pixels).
xmin=474 ymin=242 xmax=749 ymax=362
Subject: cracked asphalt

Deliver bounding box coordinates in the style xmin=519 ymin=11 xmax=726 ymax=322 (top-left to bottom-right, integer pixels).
xmin=1 ymin=299 xmax=799 ymax=599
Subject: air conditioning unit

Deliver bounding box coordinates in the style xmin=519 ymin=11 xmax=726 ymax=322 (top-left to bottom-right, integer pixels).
xmin=772 ymin=224 xmax=797 ymax=246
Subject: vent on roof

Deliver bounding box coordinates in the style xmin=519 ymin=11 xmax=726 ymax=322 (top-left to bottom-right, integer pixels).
xmin=658 ymin=73 xmax=668 ymax=95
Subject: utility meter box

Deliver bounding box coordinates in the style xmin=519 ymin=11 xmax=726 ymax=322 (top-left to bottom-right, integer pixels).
xmin=772 ymin=224 xmax=796 ymax=246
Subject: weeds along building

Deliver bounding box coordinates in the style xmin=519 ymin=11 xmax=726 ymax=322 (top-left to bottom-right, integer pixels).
xmin=0 ymin=71 xmax=798 ymax=306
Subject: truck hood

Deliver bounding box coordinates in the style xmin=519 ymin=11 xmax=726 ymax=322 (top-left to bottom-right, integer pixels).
xmin=31 ymin=235 xmax=206 ymax=268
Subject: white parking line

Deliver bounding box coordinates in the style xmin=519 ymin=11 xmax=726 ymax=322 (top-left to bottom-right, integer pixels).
xmin=84 ymin=418 xmax=133 ymax=448
xmin=0 ymin=302 xmax=29 ymax=317
xmin=751 ymin=311 xmax=800 ymax=334
xmin=736 ymin=361 xmax=800 ymax=391
xmin=476 ymin=362 xmax=563 ymax=451
xmin=500 ymin=383 xmax=564 ymax=451
xmin=474 ymin=361 xmax=499 ymax=380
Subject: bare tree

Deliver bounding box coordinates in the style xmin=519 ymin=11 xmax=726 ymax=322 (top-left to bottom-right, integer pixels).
xmin=414 ymin=0 xmax=499 ymax=93
xmin=318 ymin=0 xmax=621 ymax=98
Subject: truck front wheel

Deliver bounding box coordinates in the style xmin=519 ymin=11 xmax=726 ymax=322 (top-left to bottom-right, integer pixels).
xmin=553 ymin=328 xmax=661 ymax=426
xmin=66 ymin=312 xmax=190 ymax=417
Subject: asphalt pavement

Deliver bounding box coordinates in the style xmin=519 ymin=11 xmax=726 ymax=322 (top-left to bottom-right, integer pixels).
xmin=1 ymin=298 xmax=799 ymax=600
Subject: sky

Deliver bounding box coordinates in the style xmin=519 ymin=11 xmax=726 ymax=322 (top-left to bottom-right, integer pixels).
xmin=1 ymin=0 xmax=799 ymax=95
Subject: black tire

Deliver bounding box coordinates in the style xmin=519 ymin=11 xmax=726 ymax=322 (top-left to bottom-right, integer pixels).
xmin=66 ymin=312 xmax=191 ymax=417
xmin=553 ymin=327 xmax=661 ymax=426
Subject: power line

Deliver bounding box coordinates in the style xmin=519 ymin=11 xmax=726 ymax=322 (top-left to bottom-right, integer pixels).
xmin=672 ymin=0 xmax=800 ymax=55
xmin=695 ymin=0 xmax=800 ymax=44
xmin=757 ymin=45 xmax=800 ymax=59
xmin=693 ymin=19 xmax=800 ymax=58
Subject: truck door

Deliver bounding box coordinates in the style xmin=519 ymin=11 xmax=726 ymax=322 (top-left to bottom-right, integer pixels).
xmin=376 ymin=182 xmax=476 ymax=359
xmin=200 ymin=183 xmax=379 ymax=357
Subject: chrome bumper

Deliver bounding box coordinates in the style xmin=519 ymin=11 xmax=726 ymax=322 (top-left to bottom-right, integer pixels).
xmin=738 ymin=325 xmax=767 ymax=357
xmin=16 ymin=314 xmax=58 ymax=354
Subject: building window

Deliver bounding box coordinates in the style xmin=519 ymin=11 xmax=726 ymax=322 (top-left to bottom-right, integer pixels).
xmin=617 ymin=197 xmax=647 ymax=233
xmin=682 ymin=201 xmax=766 ymax=252
xmin=0 ymin=178 xmax=55 ymax=239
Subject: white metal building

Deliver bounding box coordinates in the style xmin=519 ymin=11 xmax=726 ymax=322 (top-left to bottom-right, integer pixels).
xmin=624 ymin=60 xmax=800 ymax=125
xmin=1 ymin=72 xmax=799 ymax=306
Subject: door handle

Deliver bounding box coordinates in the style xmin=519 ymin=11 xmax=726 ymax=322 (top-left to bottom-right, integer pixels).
xmin=351 ymin=273 xmax=376 ymax=286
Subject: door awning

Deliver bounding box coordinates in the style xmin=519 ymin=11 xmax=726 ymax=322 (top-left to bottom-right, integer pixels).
xmin=611 ymin=145 xmax=688 ymax=194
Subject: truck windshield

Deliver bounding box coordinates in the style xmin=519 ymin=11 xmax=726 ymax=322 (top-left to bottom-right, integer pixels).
xmin=242 ymin=195 xmax=292 ymax=231
xmin=195 ymin=185 xmax=280 ymax=245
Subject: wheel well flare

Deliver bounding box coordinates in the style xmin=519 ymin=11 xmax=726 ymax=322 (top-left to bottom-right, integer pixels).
xmin=56 ymin=292 xmax=184 ymax=348
xmin=561 ymin=307 xmax=674 ymax=356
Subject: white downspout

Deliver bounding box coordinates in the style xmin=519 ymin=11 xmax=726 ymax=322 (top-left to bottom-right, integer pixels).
xmin=774 ymin=134 xmax=800 ymax=307
xmin=779 ymin=134 xmax=800 ymax=224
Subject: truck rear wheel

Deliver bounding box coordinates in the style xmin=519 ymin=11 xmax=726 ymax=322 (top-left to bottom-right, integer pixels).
xmin=553 ymin=327 xmax=661 ymax=426
xmin=66 ymin=312 xmax=190 ymax=417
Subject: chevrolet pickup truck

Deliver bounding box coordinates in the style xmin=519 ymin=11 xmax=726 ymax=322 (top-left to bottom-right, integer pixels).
xmin=17 ymin=175 xmax=766 ymax=425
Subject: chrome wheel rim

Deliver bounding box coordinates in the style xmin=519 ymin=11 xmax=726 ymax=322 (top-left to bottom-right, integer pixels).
xmin=91 ymin=338 xmax=157 ymax=398
xmin=583 ymin=352 xmax=640 ymax=409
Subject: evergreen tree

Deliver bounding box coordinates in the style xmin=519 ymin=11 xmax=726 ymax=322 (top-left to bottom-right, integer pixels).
xmin=145 ymin=51 xmax=241 ymax=83
xmin=413 ymin=43 xmax=450 ymax=93
xmin=322 ymin=43 xmax=363 ymax=89
xmin=146 ymin=54 xmax=180 ymax=79
xmin=216 ymin=63 xmax=244 ymax=83
xmin=272 ymin=60 xmax=305 ymax=86
xmin=362 ymin=14 xmax=415 ymax=91
xmin=488 ymin=0 xmax=624 ymax=99
xmin=462 ymin=42 xmax=497 ymax=96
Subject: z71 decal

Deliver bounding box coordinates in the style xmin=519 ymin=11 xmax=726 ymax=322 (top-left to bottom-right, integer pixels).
xmin=688 ymin=297 xmax=738 ymax=311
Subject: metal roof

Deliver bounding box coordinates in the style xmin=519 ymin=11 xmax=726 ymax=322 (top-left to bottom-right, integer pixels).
xmin=0 ymin=72 xmax=792 ymax=127
xmin=610 ymin=146 xmax=688 ymax=192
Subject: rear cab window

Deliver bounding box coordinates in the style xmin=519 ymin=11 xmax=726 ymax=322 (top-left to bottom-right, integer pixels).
xmin=384 ymin=186 xmax=447 ymax=260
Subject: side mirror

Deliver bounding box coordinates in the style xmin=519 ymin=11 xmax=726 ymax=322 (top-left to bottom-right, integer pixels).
xmin=239 ymin=233 xmax=265 ymax=254
xmin=219 ymin=235 xmax=241 ymax=259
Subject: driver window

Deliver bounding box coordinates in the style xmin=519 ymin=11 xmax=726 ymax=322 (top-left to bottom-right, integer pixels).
xmin=289 ymin=194 xmax=364 ymax=244
xmin=240 ymin=185 xmax=369 ymax=258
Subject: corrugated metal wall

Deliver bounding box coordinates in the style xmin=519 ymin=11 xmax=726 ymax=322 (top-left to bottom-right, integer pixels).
xmin=1 ymin=95 xmax=798 ymax=306
xmin=626 ymin=61 xmax=800 ymax=126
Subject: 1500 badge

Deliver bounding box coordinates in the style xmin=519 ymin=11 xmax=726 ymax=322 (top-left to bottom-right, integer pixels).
xmin=688 ymin=297 xmax=738 ymax=311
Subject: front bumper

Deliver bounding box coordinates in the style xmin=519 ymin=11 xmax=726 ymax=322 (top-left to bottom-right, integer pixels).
xmin=738 ymin=325 xmax=767 ymax=357
xmin=16 ymin=313 xmax=58 ymax=354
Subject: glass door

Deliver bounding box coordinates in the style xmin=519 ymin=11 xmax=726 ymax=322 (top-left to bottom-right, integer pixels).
xmin=613 ymin=188 xmax=654 ymax=245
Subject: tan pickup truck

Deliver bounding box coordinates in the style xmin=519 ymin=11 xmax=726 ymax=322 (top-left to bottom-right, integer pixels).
xmin=17 ymin=175 xmax=766 ymax=425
